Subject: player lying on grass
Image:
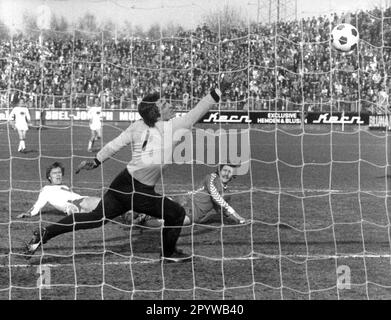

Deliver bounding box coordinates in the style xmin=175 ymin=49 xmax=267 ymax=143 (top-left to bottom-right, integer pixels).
xmin=129 ymin=163 xmax=247 ymax=227
xmin=23 ymin=70 xmax=241 ymax=263
xmin=16 ymin=162 xmax=101 ymax=218
xmin=17 ymin=161 xmax=149 ymax=228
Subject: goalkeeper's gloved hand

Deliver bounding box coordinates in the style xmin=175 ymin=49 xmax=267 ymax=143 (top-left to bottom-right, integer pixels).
xmin=75 ymin=158 xmax=100 ymax=174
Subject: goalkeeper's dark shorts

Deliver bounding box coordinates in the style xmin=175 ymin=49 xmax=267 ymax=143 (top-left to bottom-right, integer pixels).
xmin=44 ymin=169 xmax=186 ymax=256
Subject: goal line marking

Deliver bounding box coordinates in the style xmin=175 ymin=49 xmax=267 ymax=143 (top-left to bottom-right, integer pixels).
xmin=2 ymin=253 xmax=391 ymax=269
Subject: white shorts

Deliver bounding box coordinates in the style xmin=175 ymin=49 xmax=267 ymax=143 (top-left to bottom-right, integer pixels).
xmin=16 ymin=124 xmax=28 ymax=131
xmin=90 ymin=124 xmax=102 ymax=131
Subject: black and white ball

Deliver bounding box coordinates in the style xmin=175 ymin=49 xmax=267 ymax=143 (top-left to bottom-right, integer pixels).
xmin=331 ymin=23 xmax=359 ymax=52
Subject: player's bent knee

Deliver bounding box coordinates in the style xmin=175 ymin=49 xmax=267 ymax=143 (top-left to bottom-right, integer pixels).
xmin=66 ymin=203 xmax=80 ymax=216
xmin=80 ymin=197 xmax=101 ymax=213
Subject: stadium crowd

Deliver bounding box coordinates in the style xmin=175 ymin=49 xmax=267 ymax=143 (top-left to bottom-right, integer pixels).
xmin=0 ymin=8 xmax=390 ymax=113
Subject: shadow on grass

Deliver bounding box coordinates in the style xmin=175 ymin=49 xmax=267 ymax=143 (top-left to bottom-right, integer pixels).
xmin=19 ymin=149 xmax=37 ymax=154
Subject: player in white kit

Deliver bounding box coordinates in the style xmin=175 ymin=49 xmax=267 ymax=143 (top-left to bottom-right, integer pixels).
xmin=87 ymin=98 xmax=103 ymax=152
xmin=8 ymin=97 xmax=31 ymax=153
xmin=17 ymin=162 xmax=101 ymax=218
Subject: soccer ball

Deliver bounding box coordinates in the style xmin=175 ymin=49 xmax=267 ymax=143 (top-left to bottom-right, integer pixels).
xmin=331 ymin=23 xmax=359 ymax=52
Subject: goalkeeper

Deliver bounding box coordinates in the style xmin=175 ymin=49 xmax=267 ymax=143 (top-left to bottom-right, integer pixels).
xmin=132 ymin=163 xmax=247 ymax=227
xmin=17 ymin=162 xmax=101 ymax=218
xmin=24 ymin=71 xmax=240 ymax=263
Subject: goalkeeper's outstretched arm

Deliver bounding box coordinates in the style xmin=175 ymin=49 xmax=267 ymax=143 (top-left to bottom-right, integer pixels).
xmin=93 ymin=74 xmax=237 ymax=164
xmin=171 ymin=69 xmax=242 ymax=132
xmin=76 ymin=124 xmax=134 ymax=174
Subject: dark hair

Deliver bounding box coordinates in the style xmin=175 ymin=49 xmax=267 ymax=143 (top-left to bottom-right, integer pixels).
xmin=46 ymin=162 xmax=65 ymax=182
xmin=138 ymin=93 xmax=161 ymax=127
xmin=216 ymin=163 xmax=240 ymax=178
xmin=218 ymin=163 xmax=240 ymax=171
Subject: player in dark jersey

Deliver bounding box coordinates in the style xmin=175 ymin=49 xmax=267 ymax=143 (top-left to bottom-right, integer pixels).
xmin=132 ymin=163 xmax=246 ymax=227
xmin=187 ymin=163 xmax=246 ymax=224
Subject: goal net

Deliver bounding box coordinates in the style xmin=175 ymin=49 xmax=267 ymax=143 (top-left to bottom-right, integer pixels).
xmin=0 ymin=0 xmax=390 ymax=300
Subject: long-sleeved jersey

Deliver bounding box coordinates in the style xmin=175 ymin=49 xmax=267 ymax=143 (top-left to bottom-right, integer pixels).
xmin=9 ymin=106 xmax=31 ymax=131
xmin=95 ymin=93 xmax=218 ymax=186
xmin=190 ymin=172 xmax=235 ymax=222
xmin=27 ymin=185 xmax=86 ymax=216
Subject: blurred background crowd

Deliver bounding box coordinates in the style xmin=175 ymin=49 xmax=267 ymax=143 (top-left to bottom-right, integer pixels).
xmin=1 ymin=6 xmax=391 ymax=113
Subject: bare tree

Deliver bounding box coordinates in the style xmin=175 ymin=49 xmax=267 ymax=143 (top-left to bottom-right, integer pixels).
xmin=200 ymin=4 xmax=246 ymax=35
xmin=133 ymin=25 xmax=145 ymax=38
xmin=99 ymin=19 xmax=116 ymax=39
xmin=22 ymin=11 xmax=38 ymax=32
xmin=162 ymin=22 xmax=185 ymax=37
xmin=118 ymin=20 xmax=145 ymax=38
xmin=146 ymin=23 xmax=160 ymax=40
xmin=0 ymin=19 xmax=10 ymax=39
xmin=121 ymin=20 xmax=134 ymax=37
xmin=51 ymin=15 xmax=68 ymax=32
xmin=77 ymin=13 xmax=98 ymax=32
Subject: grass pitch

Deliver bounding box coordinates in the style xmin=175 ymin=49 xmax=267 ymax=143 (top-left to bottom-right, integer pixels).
xmin=0 ymin=121 xmax=390 ymax=299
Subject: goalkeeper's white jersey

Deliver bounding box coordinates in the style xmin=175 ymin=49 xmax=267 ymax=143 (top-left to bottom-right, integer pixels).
xmin=96 ymin=93 xmax=218 ymax=186
xmin=9 ymin=106 xmax=30 ymax=131
xmin=87 ymin=106 xmax=102 ymax=130
xmin=29 ymin=185 xmax=85 ymax=216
